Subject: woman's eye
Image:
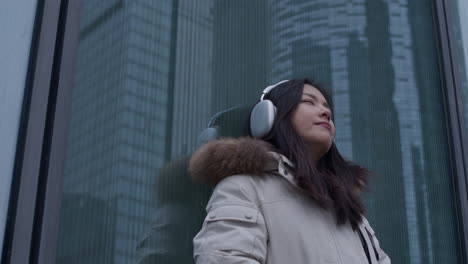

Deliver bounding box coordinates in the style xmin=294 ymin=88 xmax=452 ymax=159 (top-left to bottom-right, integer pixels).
xmin=303 ymin=100 xmax=314 ymax=105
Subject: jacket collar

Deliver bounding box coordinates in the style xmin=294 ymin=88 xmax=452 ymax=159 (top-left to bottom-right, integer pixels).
xmin=265 ymin=152 xmax=299 ymax=188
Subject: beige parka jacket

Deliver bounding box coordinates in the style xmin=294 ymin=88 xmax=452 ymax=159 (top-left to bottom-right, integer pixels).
xmin=189 ymin=137 xmax=391 ymax=264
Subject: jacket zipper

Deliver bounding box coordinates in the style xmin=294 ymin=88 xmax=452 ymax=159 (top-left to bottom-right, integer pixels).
xmin=365 ymin=228 xmax=380 ymax=261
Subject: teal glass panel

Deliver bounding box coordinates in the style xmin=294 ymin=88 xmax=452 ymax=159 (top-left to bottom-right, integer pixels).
xmin=449 ymin=0 xmax=468 ymax=133
xmin=55 ymin=0 xmax=463 ymax=263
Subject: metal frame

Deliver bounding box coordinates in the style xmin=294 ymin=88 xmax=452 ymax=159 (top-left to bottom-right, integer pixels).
xmin=434 ymin=0 xmax=468 ymax=262
xmin=1 ymin=0 xmax=80 ymax=263
xmin=36 ymin=0 xmax=81 ymax=263
xmin=1 ymin=0 xmax=61 ymax=263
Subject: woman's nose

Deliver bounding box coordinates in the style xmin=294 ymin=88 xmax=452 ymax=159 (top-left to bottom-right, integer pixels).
xmin=320 ymin=108 xmax=331 ymax=121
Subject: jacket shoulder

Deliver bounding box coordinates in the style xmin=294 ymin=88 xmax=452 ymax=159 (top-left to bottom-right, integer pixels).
xmin=208 ymin=174 xmax=264 ymax=208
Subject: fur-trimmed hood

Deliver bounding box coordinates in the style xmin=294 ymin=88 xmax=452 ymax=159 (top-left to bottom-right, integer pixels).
xmin=188 ymin=137 xmax=278 ymax=185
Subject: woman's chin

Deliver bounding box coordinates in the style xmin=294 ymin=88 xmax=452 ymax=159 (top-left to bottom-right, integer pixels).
xmin=307 ymin=138 xmax=333 ymax=154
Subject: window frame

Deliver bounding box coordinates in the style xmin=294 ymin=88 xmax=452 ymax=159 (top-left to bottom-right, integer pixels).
xmin=1 ymin=0 xmax=80 ymax=263
xmin=434 ymin=0 xmax=468 ymax=261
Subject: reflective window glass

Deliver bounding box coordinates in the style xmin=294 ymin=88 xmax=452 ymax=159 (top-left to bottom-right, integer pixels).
xmin=56 ymin=1 xmax=463 ymax=263
xmin=449 ymin=0 xmax=468 ymax=132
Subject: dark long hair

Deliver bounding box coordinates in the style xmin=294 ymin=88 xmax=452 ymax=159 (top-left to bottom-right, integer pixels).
xmin=260 ymin=78 xmax=368 ymax=230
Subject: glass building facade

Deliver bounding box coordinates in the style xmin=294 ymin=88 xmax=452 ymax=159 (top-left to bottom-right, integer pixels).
xmin=2 ymin=0 xmax=468 ymax=263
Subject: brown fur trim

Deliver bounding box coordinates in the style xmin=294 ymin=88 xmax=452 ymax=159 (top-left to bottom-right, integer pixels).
xmin=188 ymin=137 xmax=274 ymax=185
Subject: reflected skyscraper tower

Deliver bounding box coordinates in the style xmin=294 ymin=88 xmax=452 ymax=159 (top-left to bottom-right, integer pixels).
xmin=168 ymin=0 xmax=214 ymax=158
xmin=56 ymin=0 xmax=452 ymax=263
xmin=349 ymin=1 xmax=411 ymax=263
xmin=407 ymin=0 xmax=459 ymax=263
xmin=268 ymin=1 xmax=431 ymax=263
xmin=268 ymin=0 xmax=369 ymax=157
xmin=374 ymin=1 xmax=429 ymax=263
xmin=292 ymin=40 xmax=332 ymax=88
xmin=211 ymin=0 xmax=269 ymax=114
xmin=61 ymin=1 xmax=173 ymax=263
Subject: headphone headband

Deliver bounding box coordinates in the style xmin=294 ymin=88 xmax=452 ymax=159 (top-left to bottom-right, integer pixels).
xmin=260 ymin=80 xmax=289 ymax=100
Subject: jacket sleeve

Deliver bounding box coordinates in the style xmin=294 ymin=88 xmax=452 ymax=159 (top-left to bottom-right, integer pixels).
xmin=193 ymin=175 xmax=268 ymax=264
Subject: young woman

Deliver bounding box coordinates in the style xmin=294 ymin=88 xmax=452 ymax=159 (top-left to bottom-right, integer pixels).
xmin=189 ymin=79 xmax=391 ymax=264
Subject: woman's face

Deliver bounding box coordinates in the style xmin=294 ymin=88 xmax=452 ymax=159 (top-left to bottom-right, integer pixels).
xmin=291 ymin=84 xmax=335 ymax=159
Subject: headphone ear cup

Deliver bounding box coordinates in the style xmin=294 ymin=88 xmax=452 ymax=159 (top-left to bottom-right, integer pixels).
xmin=197 ymin=126 xmax=220 ymax=145
xmin=250 ymin=100 xmax=277 ymax=138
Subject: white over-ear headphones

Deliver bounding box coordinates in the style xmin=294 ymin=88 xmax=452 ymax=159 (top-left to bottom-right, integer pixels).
xmin=249 ymin=80 xmax=289 ymax=138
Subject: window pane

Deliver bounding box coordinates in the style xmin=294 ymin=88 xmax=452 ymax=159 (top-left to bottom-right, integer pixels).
xmin=56 ymin=0 xmax=463 ymax=263
xmin=449 ymin=0 xmax=468 ymax=133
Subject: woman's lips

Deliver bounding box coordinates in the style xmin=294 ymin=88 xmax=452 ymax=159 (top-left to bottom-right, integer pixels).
xmin=316 ymin=122 xmax=331 ymax=130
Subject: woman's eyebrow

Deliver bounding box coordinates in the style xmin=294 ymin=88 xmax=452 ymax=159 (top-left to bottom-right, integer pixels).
xmin=303 ymin=93 xmax=330 ymax=109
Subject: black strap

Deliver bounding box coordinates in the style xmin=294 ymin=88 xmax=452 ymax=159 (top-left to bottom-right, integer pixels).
xmin=357 ymin=229 xmax=372 ymax=264
xmin=366 ymin=228 xmax=380 ymax=261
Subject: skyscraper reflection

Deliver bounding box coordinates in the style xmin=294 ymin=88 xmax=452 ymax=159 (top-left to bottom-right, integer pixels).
xmin=57 ymin=0 xmax=462 ymax=263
